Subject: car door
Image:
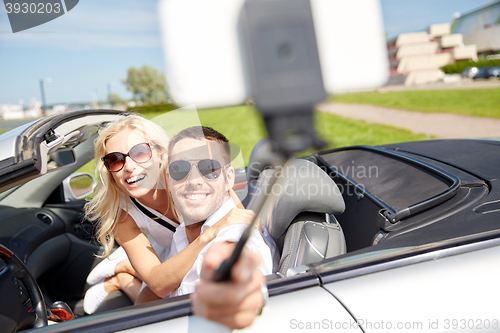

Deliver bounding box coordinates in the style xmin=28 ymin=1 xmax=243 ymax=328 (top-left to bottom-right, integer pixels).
xmin=0 ymin=110 xmax=124 ymax=310
xmin=122 ymin=286 xmax=362 ymax=333
xmin=318 ymin=238 xmax=500 ymax=333
xmin=29 ymin=272 xmax=361 ymax=333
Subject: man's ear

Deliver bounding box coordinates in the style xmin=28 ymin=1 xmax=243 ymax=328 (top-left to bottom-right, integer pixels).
xmin=224 ymin=166 xmax=235 ymax=191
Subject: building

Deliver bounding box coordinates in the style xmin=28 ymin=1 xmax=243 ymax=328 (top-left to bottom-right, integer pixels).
xmin=0 ymin=104 xmax=24 ymax=120
xmin=388 ymin=23 xmax=477 ymax=85
xmin=451 ymin=1 xmax=500 ymax=56
xmin=387 ymin=1 xmax=500 ymax=86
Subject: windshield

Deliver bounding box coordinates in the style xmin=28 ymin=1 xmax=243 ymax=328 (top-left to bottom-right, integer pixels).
xmin=0 ymin=185 xmax=21 ymax=201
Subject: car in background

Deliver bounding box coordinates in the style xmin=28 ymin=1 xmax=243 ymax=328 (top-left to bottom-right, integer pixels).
xmin=1 ymin=109 xmax=500 ymax=333
xmin=462 ymin=66 xmax=500 ymax=79
xmin=488 ymin=66 xmax=500 ymax=78
xmin=461 ymin=66 xmax=478 ymax=78
xmin=472 ymin=66 xmax=492 ymax=79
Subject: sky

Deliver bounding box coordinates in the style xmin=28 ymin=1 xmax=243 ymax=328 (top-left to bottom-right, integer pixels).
xmin=0 ymin=0 xmax=496 ymax=106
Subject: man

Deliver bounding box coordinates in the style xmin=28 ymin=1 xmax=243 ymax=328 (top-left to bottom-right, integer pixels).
xmin=191 ymin=242 xmax=268 ymax=329
xmin=166 ymin=126 xmax=273 ymax=296
xmin=134 ymin=126 xmax=273 ymax=328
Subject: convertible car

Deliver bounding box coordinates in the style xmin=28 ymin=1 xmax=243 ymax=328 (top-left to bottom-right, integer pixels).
xmin=1 ymin=110 xmax=499 ymax=333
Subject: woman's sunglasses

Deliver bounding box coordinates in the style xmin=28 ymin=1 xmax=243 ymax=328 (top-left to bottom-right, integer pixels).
xmin=168 ymin=159 xmax=222 ymax=181
xmin=102 ymin=143 xmax=153 ymax=172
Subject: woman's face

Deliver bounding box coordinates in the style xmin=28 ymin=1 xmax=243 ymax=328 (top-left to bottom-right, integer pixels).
xmin=104 ymin=127 xmax=163 ymax=199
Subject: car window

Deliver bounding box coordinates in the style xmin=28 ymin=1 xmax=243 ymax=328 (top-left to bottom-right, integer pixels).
xmin=76 ymin=159 xmax=98 ymax=179
xmin=318 ymin=148 xmax=452 ymax=209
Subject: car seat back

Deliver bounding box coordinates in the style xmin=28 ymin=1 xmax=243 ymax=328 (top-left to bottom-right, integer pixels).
xmin=280 ymin=212 xmax=346 ymax=276
xmin=246 ymin=157 xmax=346 ymax=276
xmin=242 ymin=137 xmax=281 ymax=207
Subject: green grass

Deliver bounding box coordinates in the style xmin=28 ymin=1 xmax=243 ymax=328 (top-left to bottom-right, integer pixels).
xmin=78 ymin=159 xmax=97 ymax=176
xmin=7 ymin=105 xmax=428 ymax=177
xmin=330 ymin=88 xmax=500 ymax=119
xmin=76 ymin=106 xmax=266 ymax=174
xmin=314 ymin=111 xmax=430 ymax=147
xmin=142 ymin=106 xmax=429 ymax=165
xmin=192 ymin=106 xmax=268 ymax=167
xmin=69 ymin=174 xmax=94 ymax=188
xmin=5 ymin=87 xmax=493 ymax=176
xmin=299 ymin=111 xmax=430 ymax=158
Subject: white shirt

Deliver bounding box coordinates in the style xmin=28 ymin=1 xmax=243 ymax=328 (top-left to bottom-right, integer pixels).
xmin=125 ymin=198 xmax=178 ymax=263
xmin=169 ymin=198 xmax=274 ymax=296
xmin=124 ymin=198 xmax=180 ymax=292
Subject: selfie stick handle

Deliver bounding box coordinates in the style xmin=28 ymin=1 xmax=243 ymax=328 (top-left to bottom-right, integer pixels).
xmin=212 ymin=169 xmax=281 ymax=282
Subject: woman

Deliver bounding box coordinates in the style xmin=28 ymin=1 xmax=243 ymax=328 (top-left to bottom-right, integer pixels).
xmin=83 ymin=113 xmax=254 ymax=314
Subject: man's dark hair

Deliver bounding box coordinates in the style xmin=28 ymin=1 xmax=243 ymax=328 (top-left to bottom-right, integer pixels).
xmin=168 ymin=126 xmax=231 ymax=164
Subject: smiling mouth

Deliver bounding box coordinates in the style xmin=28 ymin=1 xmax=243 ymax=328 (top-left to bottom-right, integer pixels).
xmin=184 ymin=193 xmax=208 ymax=200
xmin=126 ymin=174 xmax=146 ymax=184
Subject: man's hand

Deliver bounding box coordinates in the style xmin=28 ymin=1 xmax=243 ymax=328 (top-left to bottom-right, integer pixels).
xmin=210 ymin=208 xmax=263 ymax=236
xmin=191 ymin=242 xmax=266 ymax=329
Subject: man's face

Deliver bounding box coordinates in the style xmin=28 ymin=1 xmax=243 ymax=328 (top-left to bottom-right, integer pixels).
xmin=168 ymin=138 xmax=234 ymax=225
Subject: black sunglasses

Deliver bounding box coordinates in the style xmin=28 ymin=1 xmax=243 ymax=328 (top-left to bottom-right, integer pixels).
xmin=168 ymin=159 xmax=222 ymax=181
xmin=102 ymin=143 xmax=153 ymax=172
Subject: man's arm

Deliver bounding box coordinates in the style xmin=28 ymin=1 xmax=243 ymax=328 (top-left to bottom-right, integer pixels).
xmin=190 ymin=242 xmax=266 ymax=329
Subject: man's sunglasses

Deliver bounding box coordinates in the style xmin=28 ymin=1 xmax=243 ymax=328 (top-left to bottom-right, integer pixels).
xmin=168 ymin=159 xmax=222 ymax=181
xmin=102 ymin=143 xmax=153 ymax=172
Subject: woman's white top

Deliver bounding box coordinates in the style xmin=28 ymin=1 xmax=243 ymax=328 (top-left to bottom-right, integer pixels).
xmin=124 ymin=197 xmax=178 ymax=262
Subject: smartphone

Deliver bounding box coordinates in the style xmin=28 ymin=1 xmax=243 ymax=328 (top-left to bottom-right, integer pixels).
xmin=158 ymin=0 xmax=389 ymax=281
xmin=158 ymin=0 xmax=388 ymax=109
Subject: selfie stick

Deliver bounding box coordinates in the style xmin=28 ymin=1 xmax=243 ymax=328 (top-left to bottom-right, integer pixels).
xmin=213 ymin=165 xmax=281 ymax=281
xmin=213 ymin=0 xmax=327 ymax=282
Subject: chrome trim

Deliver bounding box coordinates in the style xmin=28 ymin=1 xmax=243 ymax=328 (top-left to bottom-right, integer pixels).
xmin=303 ymin=221 xmax=326 ymax=259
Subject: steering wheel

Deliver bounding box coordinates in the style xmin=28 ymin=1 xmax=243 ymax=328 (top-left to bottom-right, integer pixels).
xmin=0 ymin=244 xmax=48 ymax=332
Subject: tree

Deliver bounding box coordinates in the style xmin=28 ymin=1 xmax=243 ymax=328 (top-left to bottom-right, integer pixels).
xmin=110 ymin=93 xmax=125 ymax=105
xmin=123 ymin=65 xmax=167 ymax=104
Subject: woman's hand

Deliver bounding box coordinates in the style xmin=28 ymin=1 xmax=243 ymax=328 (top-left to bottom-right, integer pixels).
xmin=191 ymin=242 xmax=265 ymax=329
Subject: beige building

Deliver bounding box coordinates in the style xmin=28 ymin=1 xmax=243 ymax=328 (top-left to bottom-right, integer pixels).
xmin=387 ymin=1 xmax=500 ymax=86
xmin=388 ymin=23 xmax=477 ymax=86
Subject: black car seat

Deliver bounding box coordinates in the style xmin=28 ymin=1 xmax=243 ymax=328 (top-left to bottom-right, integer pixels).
xmin=246 ymin=153 xmax=346 ymax=276
xmin=241 ymin=137 xmax=280 ymax=207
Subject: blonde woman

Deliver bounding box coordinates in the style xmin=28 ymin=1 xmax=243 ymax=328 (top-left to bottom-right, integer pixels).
xmin=83 ymin=113 xmax=253 ymax=314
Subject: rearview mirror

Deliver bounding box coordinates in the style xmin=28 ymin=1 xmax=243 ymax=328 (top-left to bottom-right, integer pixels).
xmin=62 ymin=172 xmax=97 ymax=202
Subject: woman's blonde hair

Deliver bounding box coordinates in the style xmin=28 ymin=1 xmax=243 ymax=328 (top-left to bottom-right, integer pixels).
xmin=84 ymin=113 xmax=173 ymax=257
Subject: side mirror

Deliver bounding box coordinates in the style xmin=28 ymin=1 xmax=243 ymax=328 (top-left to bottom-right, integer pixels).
xmin=62 ymin=172 xmax=97 ymax=202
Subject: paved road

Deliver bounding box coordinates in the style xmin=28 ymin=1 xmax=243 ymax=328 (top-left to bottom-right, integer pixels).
xmin=316 ymin=102 xmax=500 ymax=139
xmin=0 ymin=118 xmax=36 ymax=131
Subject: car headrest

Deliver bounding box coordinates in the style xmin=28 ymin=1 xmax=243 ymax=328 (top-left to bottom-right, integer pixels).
xmin=248 ymin=158 xmax=345 ymax=240
xmin=247 ymin=138 xmax=283 ymax=183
